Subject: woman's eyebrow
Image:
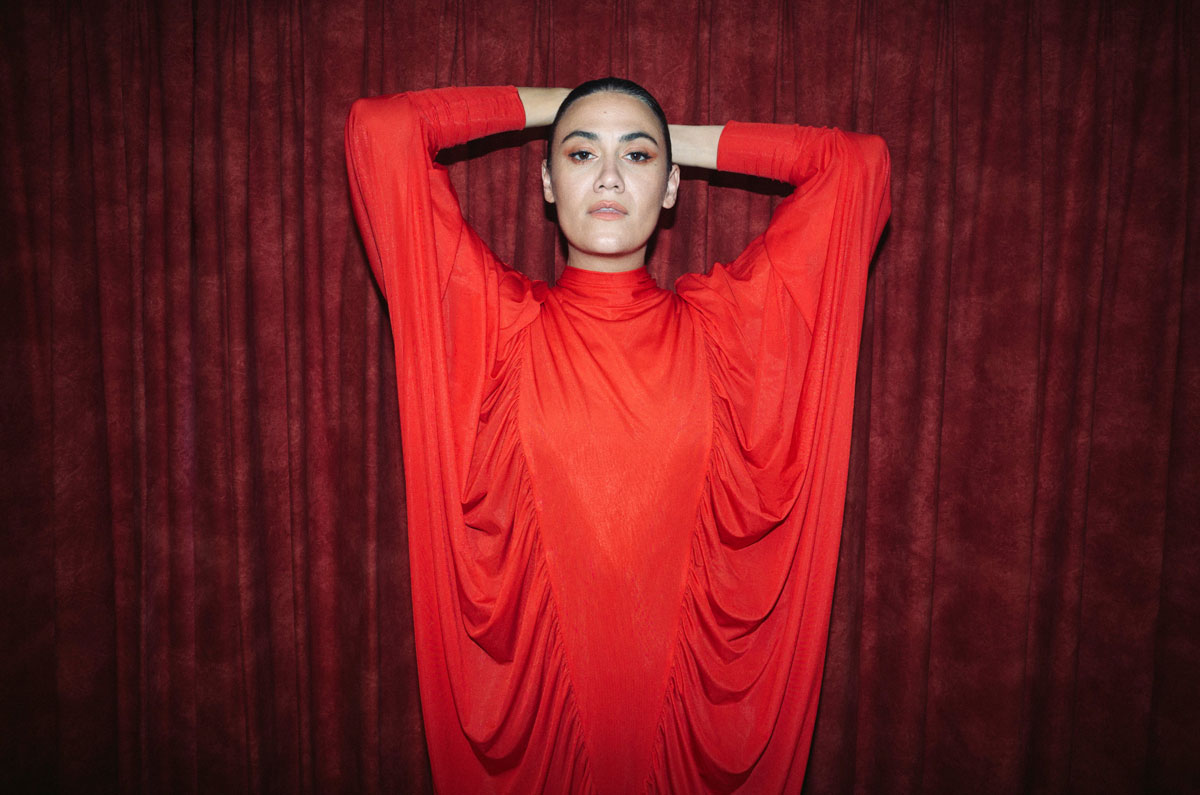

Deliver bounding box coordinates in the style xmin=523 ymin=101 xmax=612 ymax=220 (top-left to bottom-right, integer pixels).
xmin=561 ymin=130 xmax=660 ymax=146
xmin=620 ymin=131 xmax=659 ymax=145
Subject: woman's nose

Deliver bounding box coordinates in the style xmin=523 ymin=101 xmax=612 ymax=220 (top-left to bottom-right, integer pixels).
xmin=594 ymin=158 xmax=623 ymax=192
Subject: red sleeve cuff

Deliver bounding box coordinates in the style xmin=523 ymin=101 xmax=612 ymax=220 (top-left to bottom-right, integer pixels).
xmin=716 ymin=121 xmax=803 ymax=184
xmin=450 ymin=85 xmax=527 ymax=138
xmin=407 ymin=85 xmax=527 ymax=147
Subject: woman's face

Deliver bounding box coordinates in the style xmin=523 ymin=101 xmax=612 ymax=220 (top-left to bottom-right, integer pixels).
xmin=542 ymin=92 xmax=680 ymax=270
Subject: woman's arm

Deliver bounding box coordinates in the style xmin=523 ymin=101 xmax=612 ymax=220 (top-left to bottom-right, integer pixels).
xmin=345 ymin=86 xmax=545 ymax=486
xmin=676 ymin=119 xmax=891 ymax=329
xmin=516 ymin=87 xmax=571 ymax=128
xmin=668 ymin=124 xmax=724 ymax=170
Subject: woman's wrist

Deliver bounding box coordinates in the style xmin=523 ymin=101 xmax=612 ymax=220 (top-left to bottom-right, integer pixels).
xmin=517 ymin=87 xmax=571 ymax=128
xmin=667 ymin=124 xmax=724 ymax=170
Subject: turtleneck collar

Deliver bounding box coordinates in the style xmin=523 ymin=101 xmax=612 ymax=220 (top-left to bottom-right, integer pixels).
xmin=554 ymin=265 xmax=663 ymax=308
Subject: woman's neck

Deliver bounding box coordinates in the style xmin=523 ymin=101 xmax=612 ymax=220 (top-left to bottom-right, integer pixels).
xmin=564 ymin=245 xmax=648 ymax=273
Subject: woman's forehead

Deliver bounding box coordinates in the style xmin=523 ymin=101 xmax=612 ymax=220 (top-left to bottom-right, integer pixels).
xmin=555 ymin=92 xmax=663 ymax=141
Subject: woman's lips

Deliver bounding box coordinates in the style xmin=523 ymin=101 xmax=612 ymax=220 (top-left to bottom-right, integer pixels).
xmin=588 ymin=201 xmax=628 ymax=220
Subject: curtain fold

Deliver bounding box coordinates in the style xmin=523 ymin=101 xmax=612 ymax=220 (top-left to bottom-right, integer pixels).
xmin=1 ymin=0 xmax=1195 ymax=791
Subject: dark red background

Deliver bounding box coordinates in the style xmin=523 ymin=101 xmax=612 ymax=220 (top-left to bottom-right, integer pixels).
xmin=2 ymin=0 xmax=1196 ymax=792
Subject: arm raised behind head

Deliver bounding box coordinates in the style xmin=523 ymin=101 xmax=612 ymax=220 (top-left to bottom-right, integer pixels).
xmin=517 ymin=87 xmax=571 ymax=129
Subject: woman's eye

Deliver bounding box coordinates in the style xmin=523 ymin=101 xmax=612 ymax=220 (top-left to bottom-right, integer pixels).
xmin=626 ymin=151 xmax=651 ymax=162
xmin=567 ymin=151 xmax=593 ymax=162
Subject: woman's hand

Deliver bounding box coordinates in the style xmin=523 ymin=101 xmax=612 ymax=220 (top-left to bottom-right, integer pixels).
xmin=517 ymin=87 xmax=571 ymax=128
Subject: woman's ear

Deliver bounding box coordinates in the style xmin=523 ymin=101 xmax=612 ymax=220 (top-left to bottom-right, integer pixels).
xmin=661 ymin=163 xmax=680 ymax=209
xmin=541 ymin=160 xmax=555 ymax=203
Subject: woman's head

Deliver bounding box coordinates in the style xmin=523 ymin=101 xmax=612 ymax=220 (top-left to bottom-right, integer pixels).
xmin=541 ymin=78 xmax=680 ymax=272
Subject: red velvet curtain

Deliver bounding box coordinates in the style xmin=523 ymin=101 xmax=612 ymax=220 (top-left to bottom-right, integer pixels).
xmin=2 ymin=0 xmax=1195 ymax=792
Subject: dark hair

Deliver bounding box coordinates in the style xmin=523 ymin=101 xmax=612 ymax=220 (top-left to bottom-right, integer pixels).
xmin=546 ymin=77 xmax=672 ymax=171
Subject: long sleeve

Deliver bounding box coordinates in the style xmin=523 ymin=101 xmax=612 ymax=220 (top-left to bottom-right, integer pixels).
xmin=676 ymin=120 xmax=889 ymax=531
xmin=344 ymin=88 xmax=562 ymax=793
xmin=344 ymin=86 xmax=541 ymax=484
xmin=677 ymin=119 xmax=890 ymax=502
xmin=658 ymin=123 xmax=890 ymax=792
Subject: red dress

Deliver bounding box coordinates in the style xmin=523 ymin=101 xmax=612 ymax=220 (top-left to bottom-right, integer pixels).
xmin=345 ymin=86 xmax=890 ymax=794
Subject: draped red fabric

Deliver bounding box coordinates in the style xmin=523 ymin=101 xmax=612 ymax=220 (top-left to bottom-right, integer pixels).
xmin=2 ymin=1 xmax=1197 ymax=793
xmin=343 ymin=85 xmax=888 ymax=792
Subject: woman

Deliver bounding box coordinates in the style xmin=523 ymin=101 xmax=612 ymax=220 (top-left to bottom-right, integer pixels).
xmin=345 ymin=78 xmax=890 ymax=794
